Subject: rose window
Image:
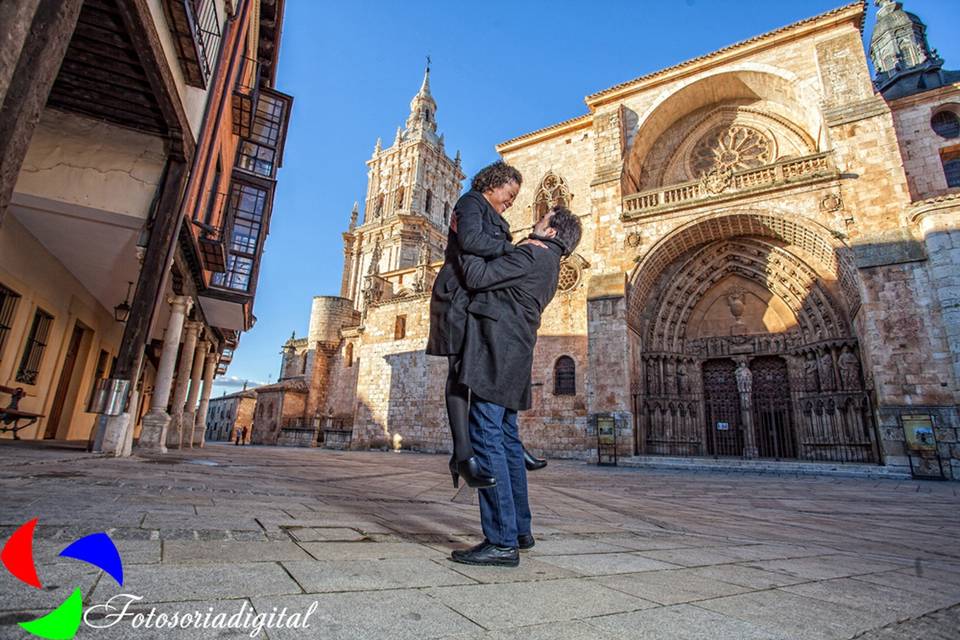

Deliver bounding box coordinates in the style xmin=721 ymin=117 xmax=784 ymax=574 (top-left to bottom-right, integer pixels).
xmin=557 ymin=260 xmax=580 ymax=292
xmin=690 ymin=125 xmax=772 ymax=176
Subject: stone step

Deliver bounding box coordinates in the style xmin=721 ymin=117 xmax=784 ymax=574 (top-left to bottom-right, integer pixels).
xmin=617 ymin=455 xmax=913 ymax=479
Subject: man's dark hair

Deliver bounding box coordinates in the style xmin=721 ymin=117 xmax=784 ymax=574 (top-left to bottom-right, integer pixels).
xmin=549 ymin=206 xmax=582 ymax=256
xmin=471 ymin=161 xmax=522 ymax=193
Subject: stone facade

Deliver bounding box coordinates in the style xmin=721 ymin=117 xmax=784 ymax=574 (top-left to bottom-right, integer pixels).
xmin=271 ymin=2 xmax=960 ymax=478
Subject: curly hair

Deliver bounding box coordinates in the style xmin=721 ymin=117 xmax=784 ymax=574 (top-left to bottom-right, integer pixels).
xmin=471 ymin=161 xmax=523 ymax=193
xmin=548 ymin=206 xmax=582 ymax=256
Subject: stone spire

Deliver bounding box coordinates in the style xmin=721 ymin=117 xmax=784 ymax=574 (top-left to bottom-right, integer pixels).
xmin=393 ymin=126 xmax=402 ymax=146
xmin=403 ymin=61 xmax=439 ymax=144
xmin=869 ymin=0 xmax=957 ymax=99
xmin=348 ymin=202 xmax=358 ymax=232
xmin=373 ymin=137 xmax=382 ymax=155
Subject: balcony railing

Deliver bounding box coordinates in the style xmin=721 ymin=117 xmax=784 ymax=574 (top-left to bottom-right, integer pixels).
xmin=163 ymin=0 xmax=222 ymax=88
xmin=623 ymin=152 xmax=838 ymax=219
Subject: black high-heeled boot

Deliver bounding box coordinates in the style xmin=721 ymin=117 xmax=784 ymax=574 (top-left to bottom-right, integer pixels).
xmin=449 ymin=455 xmax=496 ymax=489
xmin=523 ymin=446 xmax=547 ymax=471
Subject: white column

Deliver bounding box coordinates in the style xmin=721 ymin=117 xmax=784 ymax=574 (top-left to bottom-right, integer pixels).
xmin=181 ymin=339 xmax=208 ymax=449
xmin=135 ymin=296 xmax=192 ymax=454
xmin=166 ymin=321 xmax=201 ymax=449
xmin=193 ymin=352 xmax=219 ymax=448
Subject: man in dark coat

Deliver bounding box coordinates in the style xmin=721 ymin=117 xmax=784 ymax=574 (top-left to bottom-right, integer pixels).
xmin=450 ymin=207 xmax=583 ymax=567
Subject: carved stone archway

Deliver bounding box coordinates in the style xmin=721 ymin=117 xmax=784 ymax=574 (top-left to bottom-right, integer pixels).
xmin=630 ymin=213 xmax=878 ymax=462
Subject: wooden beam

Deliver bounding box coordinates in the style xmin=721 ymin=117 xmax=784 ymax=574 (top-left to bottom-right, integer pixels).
xmin=0 ymin=0 xmax=84 ymax=226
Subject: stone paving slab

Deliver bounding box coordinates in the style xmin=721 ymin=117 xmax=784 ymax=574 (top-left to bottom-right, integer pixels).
xmin=250 ymin=590 xmax=482 ymax=640
xmin=534 ymin=552 xmax=679 ymax=576
xmin=438 ymin=619 xmax=626 ymax=640
xmin=0 ymin=564 xmax=98 ymax=612
xmin=697 ymin=590 xmax=887 ymax=639
xmin=91 ymin=562 xmax=302 ymax=603
xmin=297 ymin=540 xmax=445 ymax=561
xmin=427 ymin=579 xmax=656 ymax=630
xmin=593 ymin=568 xmax=753 ymax=605
xmin=584 ymin=603 xmax=790 ymax=640
xmin=282 ymin=558 xmax=475 ymax=593
xmin=438 ymin=556 xmax=579 ymax=584
xmin=161 ymin=540 xmax=312 ymax=564
xmin=742 ymin=554 xmax=906 ymax=581
xmin=686 ymin=563 xmax=811 ymax=589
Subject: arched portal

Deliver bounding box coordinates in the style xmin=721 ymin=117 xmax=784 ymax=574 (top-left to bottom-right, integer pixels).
xmin=630 ymin=212 xmax=879 ymax=462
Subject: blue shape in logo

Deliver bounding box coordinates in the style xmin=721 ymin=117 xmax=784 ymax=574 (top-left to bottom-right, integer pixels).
xmin=58 ymin=533 xmax=123 ymax=586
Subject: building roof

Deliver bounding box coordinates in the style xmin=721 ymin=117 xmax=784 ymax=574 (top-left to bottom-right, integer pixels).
xmin=212 ymin=388 xmax=258 ymax=402
xmin=254 ymin=379 xmax=309 ymax=394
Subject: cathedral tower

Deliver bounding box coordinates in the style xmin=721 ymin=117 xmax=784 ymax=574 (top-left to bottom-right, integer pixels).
xmin=340 ymin=65 xmax=465 ymax=311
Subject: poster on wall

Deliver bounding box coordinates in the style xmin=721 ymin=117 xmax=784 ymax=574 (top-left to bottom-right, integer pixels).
xmin=903 ymin=414 xmax=936 ymax=452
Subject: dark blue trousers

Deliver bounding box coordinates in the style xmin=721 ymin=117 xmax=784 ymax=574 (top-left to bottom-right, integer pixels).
xmin=469 ymin=396 xmax=531 ymax=548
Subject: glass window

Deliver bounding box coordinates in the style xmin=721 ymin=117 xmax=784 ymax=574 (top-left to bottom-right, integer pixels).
xmin=943 ymin=155 xmax=960 ymax=188
xmin=931 ymin=111 xmax=960 ymax=139
xmin=554 ymin=356 xmax=576 ymax=395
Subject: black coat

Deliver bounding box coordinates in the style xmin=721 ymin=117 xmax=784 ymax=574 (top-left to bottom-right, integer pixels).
xmin=426 ymin=191 xmax=514 ymax=356
xmin=457 ymin=237 xmax=565 ymax=411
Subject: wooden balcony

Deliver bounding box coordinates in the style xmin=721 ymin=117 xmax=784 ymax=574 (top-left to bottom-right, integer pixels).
xmin=623 ymin=152 xmax=839 ymax=219
xmin=194 ymin=221 xmax=227 ymax=273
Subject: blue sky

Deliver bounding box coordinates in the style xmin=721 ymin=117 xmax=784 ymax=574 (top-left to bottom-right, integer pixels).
xmin=213 ymin=0 xmax=960 ymax=394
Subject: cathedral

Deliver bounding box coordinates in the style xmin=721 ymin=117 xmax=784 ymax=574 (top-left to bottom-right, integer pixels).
xmin=256 ymin=1 xmax=960 ymax=479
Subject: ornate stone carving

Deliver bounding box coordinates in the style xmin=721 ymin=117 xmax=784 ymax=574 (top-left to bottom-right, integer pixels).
xmin=691 ymin=125 xmax=772 ymax=176
xmin=803 ymin=352 xmax=819 ymax=391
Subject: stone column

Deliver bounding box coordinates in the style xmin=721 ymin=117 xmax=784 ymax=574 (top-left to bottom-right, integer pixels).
xmin=135 ymin=296 xmax=192 ymax=454
xmin=166 ymin=321 xmax=201 ymax=449
xmin=193 ymin=352 xmax=219 ymax=448
xmin=182 ymin=339 xmax=208 ymax=448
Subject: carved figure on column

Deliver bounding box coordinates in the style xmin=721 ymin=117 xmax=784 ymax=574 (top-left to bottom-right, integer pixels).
xmin=645 ymin=360 xmax=659 ymax=395
xmin=663 ymin=359 xmax=677 ymax=396
xmin=817 ymin=348 xmax=836 ymax=391
xmin=803 ymin=352 xmax=819 ymax=391
xmin=838 ymin=345 xmax=861 ymax=390
xmin=677 ymin=361 xmax=690 ymax=394
xmin=735 ymin=359 xmax=752 ymax=395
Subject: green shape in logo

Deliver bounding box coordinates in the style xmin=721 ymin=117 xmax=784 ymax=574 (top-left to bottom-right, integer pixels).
xmin=19 ymin=587 xmax=82 ymax=640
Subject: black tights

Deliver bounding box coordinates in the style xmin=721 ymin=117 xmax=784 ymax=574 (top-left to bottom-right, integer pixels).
xmin=446 ymin=355 xmax=474 ymax=461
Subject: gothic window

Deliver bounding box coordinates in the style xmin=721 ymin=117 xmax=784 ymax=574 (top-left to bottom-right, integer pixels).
xmin=942 ymin=150 xmax=960 ymax=188
xmin=300 ymin=352 xmax=308 ymax=375
xmin=345 ymin=343 xmax=353 ymax=367
xmin=533 ymin=172 xmax=572 ymax=224
xmin=425 ymin=189 xmax=433 ymax=215
xmin=690 ymin=125 xmax=772 ymax=176
xmin=394 ymin=315 xmax=406 ymax=340
xmin=554 ymin=356 xmax=576 ymax=395
xmin=443 ymin=202 xmax=450 ymax=227
xmin=395 ymin=186 xmax=405 ymax=212
xmin=931 ymin=110 xmax=960 ymax=139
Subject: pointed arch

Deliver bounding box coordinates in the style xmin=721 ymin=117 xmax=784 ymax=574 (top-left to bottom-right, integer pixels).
xmin=533 ymin=171 xmax=573 ymax=223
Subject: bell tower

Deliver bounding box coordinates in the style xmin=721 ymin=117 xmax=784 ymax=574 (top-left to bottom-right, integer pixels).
xmin=340 ymin=63 xmax=465 ymax=311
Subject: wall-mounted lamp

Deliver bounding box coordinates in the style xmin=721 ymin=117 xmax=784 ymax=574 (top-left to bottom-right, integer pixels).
xmin=114 ymin=282 xmax=133 ymax=322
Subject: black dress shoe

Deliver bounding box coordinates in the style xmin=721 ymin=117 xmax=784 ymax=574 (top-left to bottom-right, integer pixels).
xmin=451 ymin=541 xmax=519 ymax=567
xmin=517 ymin=533 xmax=535 ymax=550
xmin=522 ymin=446 xmax=547 ymax=471
xmin=449 ymin=456 xmax=496 ymax=489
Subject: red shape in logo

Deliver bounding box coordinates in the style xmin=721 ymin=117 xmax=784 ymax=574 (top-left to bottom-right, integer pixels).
xmin=2 ymin=518 xmax=43 ymax=589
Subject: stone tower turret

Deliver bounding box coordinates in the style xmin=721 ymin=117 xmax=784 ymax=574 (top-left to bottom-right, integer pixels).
xmin=869 ymin=0 xmax=959 ymax=100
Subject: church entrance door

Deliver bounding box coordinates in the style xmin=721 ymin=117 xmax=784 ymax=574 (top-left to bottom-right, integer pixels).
xmin=702 ymin=359 xmax=742 ymax=457
xmin=750 ymin=356 xmax=797 ymax=459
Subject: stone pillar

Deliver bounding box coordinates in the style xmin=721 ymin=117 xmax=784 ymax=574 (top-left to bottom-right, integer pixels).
xmin=135 ymin=296 xmax=192 ymax=454
xmin=182 ymin=339 xmax=208 ymax=448
xmin=193 ymin=352 xmax=219 ymax=448
xmin=166 ymin=321 xmax=201 ymax=449
xmin=0 ymin=0 xmax=84 ymax=225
